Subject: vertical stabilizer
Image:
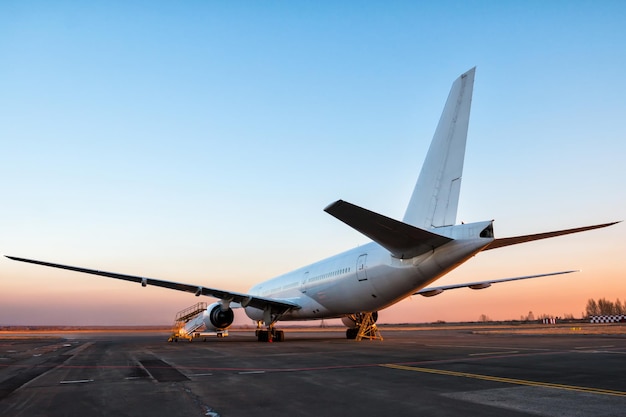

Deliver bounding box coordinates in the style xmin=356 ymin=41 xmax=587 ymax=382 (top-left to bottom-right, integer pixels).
xmin=403 ymin=68 xmax=475 ymax=230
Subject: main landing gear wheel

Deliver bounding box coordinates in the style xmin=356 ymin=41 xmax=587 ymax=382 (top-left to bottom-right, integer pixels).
xmin=257 ymin=329 xmax=285 ymax=342
xmin=345 ymin=312 xmax=383 ymax=341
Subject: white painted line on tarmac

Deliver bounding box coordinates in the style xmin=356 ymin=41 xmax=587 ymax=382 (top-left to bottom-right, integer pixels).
xmin=60 ymin=379 xmax=94 ymax=384
xmin=469 ymin=351 xmax=519 ymax=356
xmin=574 ymin=345 xmax=614 ymax=349
xmin=426 ymin=344 xmax=549 ymax=351
xmin=238 ymin=371 xmax=266 ymax=375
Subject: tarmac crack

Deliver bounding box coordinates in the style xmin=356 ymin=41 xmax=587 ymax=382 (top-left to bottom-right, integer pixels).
xmin=137 ymin=358 xmax=220 ymax=415
xmin=182 ymin=386 xmax=221 ymax=417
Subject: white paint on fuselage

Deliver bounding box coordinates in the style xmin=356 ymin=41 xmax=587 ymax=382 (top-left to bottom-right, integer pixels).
xmin=244 ymin=220 xmax=494 ymax=322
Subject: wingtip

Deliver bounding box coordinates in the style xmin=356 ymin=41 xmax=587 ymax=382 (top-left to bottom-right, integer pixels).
xmin=323 ymin=199 xmax=345 ymax=213
xmin=602 ymin=221 xmax=622 ymax=228
xmin=5 ymin=256 xmax=30 ymax=262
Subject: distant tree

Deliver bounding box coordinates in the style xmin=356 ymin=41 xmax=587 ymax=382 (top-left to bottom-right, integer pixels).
xmin=526 ymin=311 xmax=535 ymax=321
xmin=585 ymin=298 xmax=599 ymax=317
xmin=597 ymin=298 xmax=616 ymax=315
xmin=585 ymin=297 xmax=626 ymax=316
xmin=479 ymin=314 xmax=491 ymax=322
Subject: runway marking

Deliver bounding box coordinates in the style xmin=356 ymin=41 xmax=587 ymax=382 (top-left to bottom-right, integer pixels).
xmin=190 ymin=373 xmax=214 ymax=376
xmin=382 ymin=364 xmax=626 ymax=397
xmin=468 ymin=351 xmax=519 ymax=356
xmin=574 ymin=345 xmax=614 ymax=349
xmin=238 ymin=370 xmax=266 ymax=375
xmin=425 ymin=344 xmax=549 ymax=351
xmin=59 ymin=379 xmax=94 ymax=384
xmin=574 ymin=350 xmax=626 ymax=356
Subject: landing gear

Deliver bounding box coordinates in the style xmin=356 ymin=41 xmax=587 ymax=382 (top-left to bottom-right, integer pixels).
xmin=345 ymin=312 xmax=383 ymax=341
xmin=255 ymin=310 xmax=285 ymax=343
xmin=256 ymin=328 xmax=285 ymax=342
xmin=346 ymin=328 xmax=358 ymax=339
xmin=257 ymin=329 xmax=269 ymax=342
xmin=273 ymin=329 xmax=285 ymax=342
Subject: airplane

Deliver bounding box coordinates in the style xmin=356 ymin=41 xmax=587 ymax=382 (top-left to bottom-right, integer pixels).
xmin=6 ymin=68 xmax=619 ymax=342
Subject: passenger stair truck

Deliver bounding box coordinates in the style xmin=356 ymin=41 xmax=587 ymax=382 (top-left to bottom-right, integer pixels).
xmin=168 ymin=302 xmax=229 ymax=342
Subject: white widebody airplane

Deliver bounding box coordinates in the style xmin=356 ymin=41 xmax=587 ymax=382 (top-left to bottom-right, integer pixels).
xmin=7 ymin=68 xmax=618 ymax=342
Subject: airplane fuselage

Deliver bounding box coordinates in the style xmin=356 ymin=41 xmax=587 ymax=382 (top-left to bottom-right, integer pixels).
xmin=245 ymin=221 xmax=494 ymax=322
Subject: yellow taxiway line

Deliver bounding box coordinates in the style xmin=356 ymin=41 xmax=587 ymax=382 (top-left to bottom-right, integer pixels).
xmin=381 ymin=364 xmax=626 ymax=398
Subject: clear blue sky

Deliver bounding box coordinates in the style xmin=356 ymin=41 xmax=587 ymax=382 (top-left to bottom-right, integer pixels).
xmin=1 ymin=1 xmax=624 ymax=325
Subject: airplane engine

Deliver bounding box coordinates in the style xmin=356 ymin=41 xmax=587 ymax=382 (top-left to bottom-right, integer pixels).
xmin=341 ymin=316 xmax=357 ymax=328
xmin=202 ymin=302 xmax=235 ymax=331
xmin=341 ymin=311 xmax=378 ymax=328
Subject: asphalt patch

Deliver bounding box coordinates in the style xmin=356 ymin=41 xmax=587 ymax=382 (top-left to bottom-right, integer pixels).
xmin=139 ymin=359 xmax=189 ymax=382
xmin=0 ymin=355 xmax=71 ymax=400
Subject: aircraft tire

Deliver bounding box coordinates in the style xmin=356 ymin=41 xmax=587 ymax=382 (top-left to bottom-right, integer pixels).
xmin=273 ymin=330 xmax=285 ymax=342
xmin=346 ymin=328 xmax=358 ymax=339
xmin=257 ymin=330 xmax=269 ymax=342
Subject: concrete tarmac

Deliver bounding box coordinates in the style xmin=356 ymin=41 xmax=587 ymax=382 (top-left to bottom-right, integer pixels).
xmin=1 ymin=325 xmax=625 ymax=417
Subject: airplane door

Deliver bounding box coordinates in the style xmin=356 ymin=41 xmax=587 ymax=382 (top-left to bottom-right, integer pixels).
xmin=301 ymin=271 xmax=309 ymax=293
xmin=356 ymin=254 xmax=368 ymax=282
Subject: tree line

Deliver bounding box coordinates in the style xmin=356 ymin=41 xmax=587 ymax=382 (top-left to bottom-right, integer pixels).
xmin=585 ymin=297 xmax=625 ymax=316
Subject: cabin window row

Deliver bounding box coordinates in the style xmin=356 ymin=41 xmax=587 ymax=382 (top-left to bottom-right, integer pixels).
xmin=259 ymin=267 xmax=353 ymax=295
xmin=308 ymin=267 xmax=351 ymax=283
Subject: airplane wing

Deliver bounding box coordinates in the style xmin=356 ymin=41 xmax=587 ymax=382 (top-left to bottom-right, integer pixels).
xmin=5 ymin=256 xmax=300 ymax=313
xmin=324 ymin=200 xmax=452 ymax=259
xmin=414 ymin=270 xmax=578 ymax=297
xmin=483 ymin=222 xmax=620 ymax=251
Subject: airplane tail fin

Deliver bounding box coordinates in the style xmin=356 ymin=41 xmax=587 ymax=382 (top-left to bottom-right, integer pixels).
xmin=403 ymin=68 xmax=475 ymax=230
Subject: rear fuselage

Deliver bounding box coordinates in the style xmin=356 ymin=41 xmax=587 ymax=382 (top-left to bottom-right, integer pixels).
xmin=245 ymin=221 xmax=494 ymax=322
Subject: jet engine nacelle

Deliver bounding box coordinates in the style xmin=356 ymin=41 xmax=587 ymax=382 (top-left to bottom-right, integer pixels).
xmin=341 ymin=311 xmax=378 ymax=328
xmin=202 ymin=302 xmax=235 ymax=331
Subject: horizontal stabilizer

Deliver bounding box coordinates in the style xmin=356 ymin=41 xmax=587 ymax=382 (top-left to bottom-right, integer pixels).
xmin=484 ymin=221 xmax=620 ymax=251
xmin=5 ymin=256 xmax=300 ymax=313
xmin=414 ymin=270 xmax=578 ymax=297
xmin=324 ymin=200 xmax=452 ymax=259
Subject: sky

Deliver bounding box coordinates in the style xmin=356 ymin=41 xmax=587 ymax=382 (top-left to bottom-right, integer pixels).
xmin=1 ymin=1 xmax=624 ymax=326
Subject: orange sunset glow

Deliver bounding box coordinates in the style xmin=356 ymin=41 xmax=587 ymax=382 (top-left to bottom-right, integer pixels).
xmin=1 ymin=3 xmax=625 ymax=327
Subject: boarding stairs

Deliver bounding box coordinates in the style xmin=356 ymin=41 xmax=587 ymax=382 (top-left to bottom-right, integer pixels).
xmin=356 ymin=312 xmax=384 ymax=341
xmin=168 ymin=302 xmax=207 ymax=342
